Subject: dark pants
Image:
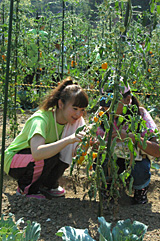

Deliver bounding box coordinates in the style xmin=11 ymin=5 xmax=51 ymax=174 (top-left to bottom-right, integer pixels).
xmin=9 ymin=149 xmax=69 ymax=195
xmin=94 ymin=156 xmax=151 ymax=190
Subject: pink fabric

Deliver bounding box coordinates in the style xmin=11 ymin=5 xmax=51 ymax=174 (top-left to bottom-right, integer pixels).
xmin=120 ymin=79 xmax=131 ymax=94
xmin=139 ymin=107 xmax=157 ymax=137
xmin=11 ymin=154 xmax=34 ymax=168
xmin=10 ymin=154 xmax=44 ymax=194
xmin=60 ymin=116 xmax=86 ymax=165
xmin=96 ymin=119 xmax=118 ymax=141
xmin=123 ymin=85 xmax=130 ymax=94
xmin=96 ymin=107 xmax=157 ymax=140
xmin=121 ymin=84 xmax=130 ymax=94
xmin=96 ymin=127 xmax=105 ymax=138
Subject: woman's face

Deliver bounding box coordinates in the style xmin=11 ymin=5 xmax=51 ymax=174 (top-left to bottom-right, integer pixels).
xmin=58 ymin=99 xmax=85 ymax=124
xmin=116 ymin=94 xmax=132 ymax=115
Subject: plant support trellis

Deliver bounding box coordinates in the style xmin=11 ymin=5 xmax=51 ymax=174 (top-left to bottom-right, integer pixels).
xmin=0 ymin=0 xmax=14 ymax=216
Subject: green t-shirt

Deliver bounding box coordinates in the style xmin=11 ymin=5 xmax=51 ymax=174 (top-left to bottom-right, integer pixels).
xmin=4 ymin=109 xmax=64 ymax=174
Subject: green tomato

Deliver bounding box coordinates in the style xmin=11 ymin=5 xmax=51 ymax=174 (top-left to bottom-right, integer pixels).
xmin=119 ymin=26 xmax=125 ymax=33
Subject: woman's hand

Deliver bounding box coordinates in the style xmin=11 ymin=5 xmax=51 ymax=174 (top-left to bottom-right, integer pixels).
xmin=30 ymin=131 xmax=86 ymax=161
xmin=90 ymin=137 xmax=100 ymax=151
xmin=111 ymin=129 xmax=135 ymax=142
xmin=69 ymin=131 xmax=86 ymax=144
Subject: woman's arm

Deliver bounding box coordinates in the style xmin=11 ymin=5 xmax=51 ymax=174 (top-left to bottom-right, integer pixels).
xmin=30 ymin=132 xmax=84 ymax=161
xmin=131 ymin=135 xmax=160 ymax=158
xmin=119 ymin=130 xmax=160 ymax=158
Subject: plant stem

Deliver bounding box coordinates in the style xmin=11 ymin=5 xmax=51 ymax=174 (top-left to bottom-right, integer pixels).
xmin=96 ymin=150 xmax=103 ymax=216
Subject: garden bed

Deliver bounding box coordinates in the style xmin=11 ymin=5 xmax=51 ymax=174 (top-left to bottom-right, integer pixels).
xmin=1 ymin=110 xmax=160 ymax=240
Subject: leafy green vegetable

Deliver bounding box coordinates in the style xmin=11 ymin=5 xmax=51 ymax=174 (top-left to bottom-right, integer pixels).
xmin=98 ymin=217 xmax=113 ymax=241
xmin=0 ymin=213 xmax=41 ymax=241
xmin=98 ymin=217 xmax=148 ymax=241
xmin=24 ymin=220 xmax=41 ymax=241
xmin=56 ymin=226 xmax=95 ymax=241
xmin=112 ymin=219 xmax=148 ymax=241
xmin=57 ymin=217 xmax=148 ymax=240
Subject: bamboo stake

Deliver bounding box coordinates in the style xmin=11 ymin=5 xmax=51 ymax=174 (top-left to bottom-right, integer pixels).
xmin=14 ymin=0 xmax=19 ymax=138
xmin=62 ymin=0 xmax=65 ymax=79
xmin=0 ymin=0 xmax=14 ymax=216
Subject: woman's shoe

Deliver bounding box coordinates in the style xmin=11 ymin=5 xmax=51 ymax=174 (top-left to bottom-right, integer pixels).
xmin=133 ymin=186 xmax=148 ymax=204
xmin=39 ymin=186 xmax=66 ymax=198
xmin=16 ymin=187 xmax=46 ymax=199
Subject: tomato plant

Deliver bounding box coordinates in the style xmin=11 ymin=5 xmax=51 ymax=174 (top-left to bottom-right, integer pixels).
xmin=0 ymin=0 xmax=160 ymax=217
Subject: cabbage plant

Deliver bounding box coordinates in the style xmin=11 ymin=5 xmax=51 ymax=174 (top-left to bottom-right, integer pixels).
xmin=56 ymin=217 xmax=148 ymax=241
xmin=0 ymin=213 xmax=41 ymax=241
xmin=56 ymin=226 xmax=95 ymax=241
xmin=98 ymin=217 xmax=148 ymax=241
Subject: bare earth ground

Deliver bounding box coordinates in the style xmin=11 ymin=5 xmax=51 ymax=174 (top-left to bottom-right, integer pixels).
xmin=0 ymin=110 xmax=160 ymax=241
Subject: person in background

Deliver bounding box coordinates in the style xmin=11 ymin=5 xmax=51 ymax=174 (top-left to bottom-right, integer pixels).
xmin=4 ymin=77 xmax=88 ymax=199
xmin=96 ymin=82 xmax=159 ymax=204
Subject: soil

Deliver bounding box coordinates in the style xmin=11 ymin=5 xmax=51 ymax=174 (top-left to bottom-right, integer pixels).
xmin=0 ymin=110 xmax=160 ymax=241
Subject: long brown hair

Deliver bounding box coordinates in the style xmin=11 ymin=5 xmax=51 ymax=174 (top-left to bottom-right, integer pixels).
xmin=39 ymin=77 xmax=88 ymax=110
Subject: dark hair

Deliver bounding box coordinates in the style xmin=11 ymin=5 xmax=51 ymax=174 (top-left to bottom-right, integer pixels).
xmin=122 ymin=90 xmax=131 ymax=99
xmin=120 ymin=94 xmax=141 ymax=132
xmin=40 ymin=77 xmax=88 ymax=110
xmin=127 ymin=94 xmax=141 ymax=115
xmin=100 ymin=93 xmax=141 ymax=131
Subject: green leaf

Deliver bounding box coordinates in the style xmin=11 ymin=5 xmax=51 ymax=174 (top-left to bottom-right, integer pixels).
xmin=132 ymin=221 xmax=148 ymax=238
xmin=119 ymin=171 xmax=130 ymax=187
xmin=150 ymin=3 xmax=154 ymax=13
xmin=99 ymin=46 xmax=104 ymax=58
xmin=97 ymin=135 xmax=106 ymax=147
xmin=128 ymin=139 xmax=134 ymax=153
xmin=0 ymin=214 xmax=19 ymax=239
xmin=110 ymin=138 xmax=117 ymax=154
xmin=103 ymin=115 xmax=110 ymax=131
xmin=0 ymin=214 xmax=41 ymax=241
xmin=151 ymin=161 xmax=160 ymax=170
xmin=112 ymin=219 xmax=148 ymax=240
xmin=112 ymin=219 xmax=132 ymax=240
xmin=142 ymin=135 xmax=147 ymax=150
xmin=129 ymin=176 xmax=134 ymax=195
xmin=98 ymin=217 xmax=113 ymax=241
xmin=70 ymin=158 xmax=77 ymax=175
xmin=75 ymin=125 xmax=86 ymax=135
xmin=157 ymin=5 xmax=160 ymax=14
xmin=23 ymin=220 xmax=41 ymax=241
xmin=56 ymin=226 xmax=95 ymax=240
xmin=122 ymin=106 xmax=128 ymax=115
xmin=131 ymin=119 xmax=135 ymax=132
xmin=117 ymin=115 xmax=124 ymax=126
xmin=56 ymin=231 xmax=63 ymax=237
xmin=100 ymin=168 xmax=107 ymax=188
xmin=101 ymin=153 xmax=107 ymax=166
